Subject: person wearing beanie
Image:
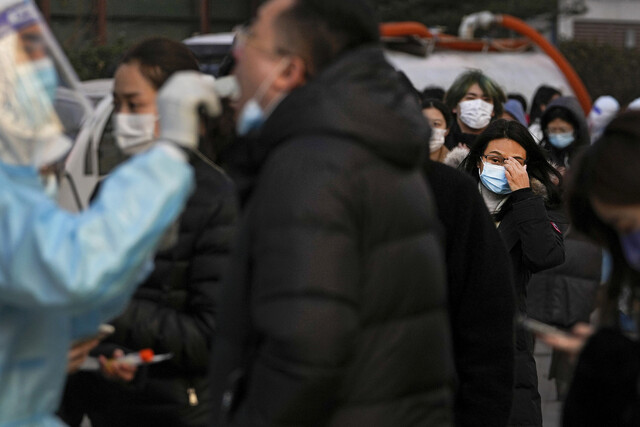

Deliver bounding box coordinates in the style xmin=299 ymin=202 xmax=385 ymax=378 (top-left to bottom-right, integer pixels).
xmin=503 ymin=99 xmax=528 ymax=127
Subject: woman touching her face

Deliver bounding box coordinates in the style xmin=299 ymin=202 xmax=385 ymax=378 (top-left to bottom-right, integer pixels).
xmin=460 ymin=119 xmax=565 ymax=427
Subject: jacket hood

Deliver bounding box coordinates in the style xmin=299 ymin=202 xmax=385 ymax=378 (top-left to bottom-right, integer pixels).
xmin=504 ymin=99 xmax=527 ymax=126
xmin=257 ymin=46 xmax=431 ymax=169
xmin=443 ymin=146 xmax=470 ymax=169
xmin=540 ymin=96 xmax=590 ymax=150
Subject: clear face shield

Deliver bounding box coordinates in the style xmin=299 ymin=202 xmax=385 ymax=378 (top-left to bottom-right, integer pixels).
xmin=0 ymin=0 xmax=73 ymax=168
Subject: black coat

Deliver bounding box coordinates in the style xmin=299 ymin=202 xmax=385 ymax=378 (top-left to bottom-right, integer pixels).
xmin=563 ymin=328 xmax=640 ymax=426
xmin=497 ymin=189 xmax=565 ymax=427
xmin=527 ymin=211 xmax=602 ymax=329
xmin=444 ymin=121 xmax=480 ymax=151
xmin=60 ymin=155 xmax=237 ymax=427
xmin=211 ymin=46 xmax=455 ymax=427
xmin=424 ymin=160 xmax=515 ymax=427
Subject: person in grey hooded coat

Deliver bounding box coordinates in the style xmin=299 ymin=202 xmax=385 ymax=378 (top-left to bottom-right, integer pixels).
xmin=539 ymin=96 xmax=590 ymax=170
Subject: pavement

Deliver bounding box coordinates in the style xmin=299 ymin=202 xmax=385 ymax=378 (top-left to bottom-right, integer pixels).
xmin=535 ymin=340 xmax=564 ymax=427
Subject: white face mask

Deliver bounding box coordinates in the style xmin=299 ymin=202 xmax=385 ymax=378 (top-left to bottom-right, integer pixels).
xmin=429 ymin=128 xmax=447 ymax=153
xmin=113 ymin=113 xmax=157 ymax=155
xmin=458 ymin=99 xmax=494 ymax=130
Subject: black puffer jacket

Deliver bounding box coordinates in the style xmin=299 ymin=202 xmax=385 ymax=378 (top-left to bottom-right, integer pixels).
xmin=496 ymin=189 xmax=565 ymax=427
xmin=211 ymin=46 xmax=454 ymax=427
xmin=60 ymin=155 xmax=237 ymax=427
xmin=527 ymin=211 xmax=602 ymax=328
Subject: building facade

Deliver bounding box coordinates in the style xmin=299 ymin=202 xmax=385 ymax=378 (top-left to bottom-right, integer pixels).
xmin=559 ymin=0 xmax=640 ymax=49
xmin=36 ymin=0 xmax=255 ymax=48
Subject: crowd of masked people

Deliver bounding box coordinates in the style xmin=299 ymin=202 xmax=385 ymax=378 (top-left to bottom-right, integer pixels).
xmin=5 ymin=1 xmax=640 ymax=427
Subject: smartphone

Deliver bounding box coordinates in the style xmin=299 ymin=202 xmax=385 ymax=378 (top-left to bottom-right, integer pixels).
xmin=71 ymin=324 xmax=115 ymax=347
xmin=518 ymin=316 xmax=571 ymax=338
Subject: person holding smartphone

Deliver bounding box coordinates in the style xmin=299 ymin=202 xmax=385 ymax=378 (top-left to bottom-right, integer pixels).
xmin=538 ymin=110 xmax=640 ymax=426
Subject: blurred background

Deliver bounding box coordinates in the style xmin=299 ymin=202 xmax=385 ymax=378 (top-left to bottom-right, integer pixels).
xmin=33 ymin=0 xmax=640 ymax=116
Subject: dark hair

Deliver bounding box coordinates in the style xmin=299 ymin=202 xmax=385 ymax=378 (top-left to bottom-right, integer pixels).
xmin=444 ymin=69 xmax=506 ymax=118
xmin=274 ymin=0 xmax=380 ymax=77
xmin=540 ymin=99 xmax=589 ymax=165
xmin=460 ymin=119 xmax=562 ymax=219
xmin=120 ymin=37 xmax=199 ymax=89
xmin=507 ymin=93 xmax=527 ymax=116
xmin=529 ymin=85 xmax=561 ymax=123
xmin=422 ymin=86 xmax=445 ymax=101
xmin=397 ymin=71 xmax=421 ymax=107
xmin=566 ymin=110 xmax=640 ymax=320
xmin=422 ymin=98 xmax=453 ymax=129
xmin=541 ymin=105 xmax=579 ymax=136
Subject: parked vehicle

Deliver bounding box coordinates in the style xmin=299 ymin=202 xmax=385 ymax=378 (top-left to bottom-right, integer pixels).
xmin=381 ymin=12 xmax=590 ymax=113
xmin=183 ymin=32 xmax=235 ymax=77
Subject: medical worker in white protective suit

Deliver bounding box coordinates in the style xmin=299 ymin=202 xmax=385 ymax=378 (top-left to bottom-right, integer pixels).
xmin=0 ymin=1 xmax=223 ymax=426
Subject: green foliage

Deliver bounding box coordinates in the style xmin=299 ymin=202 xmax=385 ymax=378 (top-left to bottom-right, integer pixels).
xmin=559 ymin=40 xmax=640 ymax=106
xmin=65 ymin=38 xmax=131 ymax=81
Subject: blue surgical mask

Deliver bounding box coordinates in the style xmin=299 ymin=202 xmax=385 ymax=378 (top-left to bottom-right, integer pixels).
xmin=16 ymin=57 xmax=59 ymax=106
xmin=236 ymin=99 xmax=265 ymax=136
xmin=32 ymin=57 xmax=59 ymax=104
xmin=548 ymin=132 xmax=574 ymax=149
xmin=235 ymin=57 xmax=291 ymax=137
xmin=620 ymin=230 xmax=640 ymax=271
xmin=1 ymin=56 xmax=69 ymax=168
xmin=479 ymin=162 xmax=512 ymax=195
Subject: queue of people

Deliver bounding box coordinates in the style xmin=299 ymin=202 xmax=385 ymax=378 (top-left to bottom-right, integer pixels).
xmin=2 ymin=0 xmax=640 ymax=426
xmin=57 ymin=38 xmax=238 ymax=426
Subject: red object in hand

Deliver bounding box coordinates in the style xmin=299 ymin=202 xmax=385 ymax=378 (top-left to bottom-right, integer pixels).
xmin=139 ymin=348 xmax=155 ymax=363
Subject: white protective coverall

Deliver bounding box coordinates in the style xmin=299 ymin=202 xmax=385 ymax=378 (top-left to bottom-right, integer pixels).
xmin=0 ymin=1 xmax=218 ymax=425
xmin=0 ymin=146 xmax=194 ymax=426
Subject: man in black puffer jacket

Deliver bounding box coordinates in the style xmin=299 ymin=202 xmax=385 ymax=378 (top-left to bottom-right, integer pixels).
xmin=209 ymin=0 xmax=455 ymax=426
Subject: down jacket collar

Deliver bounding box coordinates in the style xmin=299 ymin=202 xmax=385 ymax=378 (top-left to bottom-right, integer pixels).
xmin=224 ymin=45 xmax=431 ymax=180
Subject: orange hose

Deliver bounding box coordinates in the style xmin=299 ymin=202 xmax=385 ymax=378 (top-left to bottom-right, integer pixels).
xmin=380 ymin=19 xmax=591 ymax=113
xmin=380 ymin=22 xmax=433 ymax=38
xmin=498 ymin=14 xmax=592 ymax=114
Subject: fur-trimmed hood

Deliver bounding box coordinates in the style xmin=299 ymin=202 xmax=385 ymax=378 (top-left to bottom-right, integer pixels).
xmin=443 ymin=146 xmax=470 ymax=169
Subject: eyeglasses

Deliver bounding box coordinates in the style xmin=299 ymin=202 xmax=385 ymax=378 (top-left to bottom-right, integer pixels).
xmin=546 ymin=127 xmax=573 ymax=134
xmin=482 ymin=154 xmax=527 ymax=166
xmin=233 ymin=25 xmax=289 ymax=59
